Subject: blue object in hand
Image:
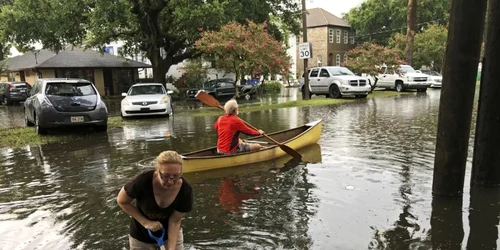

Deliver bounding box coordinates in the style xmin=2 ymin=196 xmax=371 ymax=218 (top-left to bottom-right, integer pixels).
xmin=148 ymin=227 xmax=166 ymax=248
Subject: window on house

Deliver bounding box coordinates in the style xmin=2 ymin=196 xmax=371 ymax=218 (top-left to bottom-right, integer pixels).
xmin=329 ymin=29 xmax=334 ymax=43
xmin=344 ymin=31 xmax=349 ymax=44
xmin=336 ymin=54 xmax=341 ymax=66
xmin=336 ymin=30 xmax=341 ymax=43
xmin=350 ymin=37 xmax=355 ymax=44
xmin=317 ymin=55 xmax=323 ymax=67
xmin=344 ymin=54 xmax=348 ymax=62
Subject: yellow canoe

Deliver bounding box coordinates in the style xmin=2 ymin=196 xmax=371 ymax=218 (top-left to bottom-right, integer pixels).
xmin=184 ymin=143 xmax=323 ymax=183
xmin=181 ymin=120 xmax=323 ymax=173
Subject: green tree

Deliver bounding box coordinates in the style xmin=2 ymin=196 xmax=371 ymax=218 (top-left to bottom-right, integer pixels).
xmin=343 ymin=0 xmax=450 ymax=45
xmin=0 ymin=0 xmax=300 ymax=84
xmin=413 ymin=24 xmax=447 ymax=72
xmin=177 ymin=59 xmax=209 ymax=89
xmin=344 ymin=42 xmax=404 ymax=91
xmin=194 ymin=21 xmax=291 ymax=96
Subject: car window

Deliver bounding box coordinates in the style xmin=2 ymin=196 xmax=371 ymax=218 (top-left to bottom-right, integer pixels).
xmin=328 ymin=67 xmax=355 ymax=76
xmin=320 ymin=69 xmax=330 ymax=77
xmin=128 ymin=85 xmax=165 ymax=95
xmin=310 ymin=69 xmax=319 ymax=77
xmin=13 ymin=82 xmax=30 ymax=89
xmin=46 ymin=82 xmax=96 ymax=96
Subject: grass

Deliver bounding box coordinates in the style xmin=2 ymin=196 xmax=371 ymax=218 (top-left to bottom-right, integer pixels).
xmin=0 ymin=90 xmax=414 ymax=149
xmin=0 ymin=116 xmax=157 ymax=149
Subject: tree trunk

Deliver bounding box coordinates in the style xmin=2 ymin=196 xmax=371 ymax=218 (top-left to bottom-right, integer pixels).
xmin=369 ymin=76 xmax=379 ymax=92
xmin=148 ymin=48 xmax=169 ymax=84
xmin=405 ymin=0 xmax=417 ymax=65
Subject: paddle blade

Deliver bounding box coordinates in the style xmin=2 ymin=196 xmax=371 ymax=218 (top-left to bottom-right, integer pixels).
xmin=195 ymin=91 xmax=223 ymax=110
xmin=278 ymin=144 xmax=302 ymax=160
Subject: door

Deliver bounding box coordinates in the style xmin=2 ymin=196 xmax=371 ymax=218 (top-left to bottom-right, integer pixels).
xmin=318 ymin=69 xmax=331 ymax=93
xmin=25 ymin=81 xmax=39 ymax=121
xmin=308 ymin=68 xmax=320 ymax=93
xmin=103 ymin=69 xmax=113 ymax=96
xmin=377 ymin=67 xmax=391 ymax=88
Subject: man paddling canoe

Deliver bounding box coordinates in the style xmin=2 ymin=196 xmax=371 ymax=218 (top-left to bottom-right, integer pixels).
xmin=215 ymin=99 xmax=265 ymax=154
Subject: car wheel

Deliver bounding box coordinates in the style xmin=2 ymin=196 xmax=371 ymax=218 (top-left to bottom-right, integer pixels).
xmin=25 ymin=109 xmax=34 ymax=127
xmin=244 ymin=93 xmax=251 ymax=100
xmin=35 ymin=114 xmax=47 ymax=135
xmin=329 ymin=85 xmax=342 ymax=98
xmin=395 ymin=81 xmax=404 ymax=92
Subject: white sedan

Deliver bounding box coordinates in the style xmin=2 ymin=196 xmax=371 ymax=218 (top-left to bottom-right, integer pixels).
xmin=121 ymin=83 xmax=174 ymax=118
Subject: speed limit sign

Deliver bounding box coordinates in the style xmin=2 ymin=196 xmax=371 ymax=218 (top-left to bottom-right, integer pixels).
xmin=299 ymin=42 xmax=312 ymax=59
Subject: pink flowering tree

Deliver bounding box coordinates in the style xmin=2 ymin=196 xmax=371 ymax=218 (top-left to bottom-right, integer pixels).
xmin=343 ymin=42 xmax=405 ymax=92
xmin=194 ymin=21 xmax=291 ymax=96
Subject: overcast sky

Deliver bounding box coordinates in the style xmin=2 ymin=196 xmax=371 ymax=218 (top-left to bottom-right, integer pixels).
xmin=307 ymin=0 xmax=366 ymax=18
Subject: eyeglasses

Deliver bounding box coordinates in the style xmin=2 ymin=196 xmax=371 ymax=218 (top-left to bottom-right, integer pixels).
xmin=158 ymin=171 xmax=182 ymax=182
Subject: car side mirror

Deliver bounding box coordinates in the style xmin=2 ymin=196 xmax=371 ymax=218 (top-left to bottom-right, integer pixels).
xmin=167 ymin=90 xmax=174 ymax=95
xmin=121 ymin=93 xmax=127 ymax=97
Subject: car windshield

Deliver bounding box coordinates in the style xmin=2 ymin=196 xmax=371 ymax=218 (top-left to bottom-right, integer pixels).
xmin=397 ymin=66 xmax=417 ymax=74
xmin=46 ymin=82 xmax=96 ymax=96
xmin=429 ymin=71 xmax=441 ymax=76
xmin=128 ymin=85 xmax=165 ymax=95
xmin=13 ymin=82 xmax=30 ymax=89
xmin=328 ymin=67 xmax=355 ymax=76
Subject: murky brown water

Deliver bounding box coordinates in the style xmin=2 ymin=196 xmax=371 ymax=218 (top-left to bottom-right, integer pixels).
xmin=1 ymin=88 xmax=499 ymax=250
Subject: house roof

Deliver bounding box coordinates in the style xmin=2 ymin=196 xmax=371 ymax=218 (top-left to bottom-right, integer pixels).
xmin=307 ymin=8 xmax=351 ymax=28
xmin=3 ymin=46 xmax=152 ymax=71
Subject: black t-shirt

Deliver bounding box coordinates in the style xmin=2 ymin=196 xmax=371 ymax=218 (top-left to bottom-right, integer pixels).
xmin=124 ymin=169 xmax=193 ymax=243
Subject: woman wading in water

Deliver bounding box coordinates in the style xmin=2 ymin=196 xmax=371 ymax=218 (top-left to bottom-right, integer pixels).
xmin=117 ymin=151 xmax=193 ymax=250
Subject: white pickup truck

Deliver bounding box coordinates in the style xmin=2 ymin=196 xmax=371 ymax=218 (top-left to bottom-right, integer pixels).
xmin=374 ymin=64 xmax=432 ymax=92
xmin=300 ymin=66 xmax=371 ymax=99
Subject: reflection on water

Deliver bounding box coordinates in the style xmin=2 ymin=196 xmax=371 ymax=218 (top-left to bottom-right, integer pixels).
xmin=1 ymin=89 xmax=500 ymax=249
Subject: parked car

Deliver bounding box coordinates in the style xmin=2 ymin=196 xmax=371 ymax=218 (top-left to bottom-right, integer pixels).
xmin=121 ymin=83 xmax=174 ymax=118
xmin=24 ymin=78 xmax=108 ymax=135
xmin=376 ymin=65 xmax=432 ymax=92
xmin=0 ymin=81 xmax=31 ymax=105
xmin=416 ymin=70 xmax=442 ymax=88
xmin=299 ymin=66 xmax=371 ymax=99
xmin=186 ymin=78 xmax=256 ymax=100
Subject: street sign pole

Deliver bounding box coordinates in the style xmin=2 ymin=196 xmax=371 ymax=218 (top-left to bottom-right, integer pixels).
xmin=301 ymin=0 xmax=310 ymax=100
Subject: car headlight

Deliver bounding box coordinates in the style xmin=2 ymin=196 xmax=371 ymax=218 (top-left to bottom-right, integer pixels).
xmin=159 ymin=97 xmax=169 ymax=104
xmin=122 ymin=99 xmax=129 ymax=106
xmin=338 ymin=80 xmax=348 ymax=86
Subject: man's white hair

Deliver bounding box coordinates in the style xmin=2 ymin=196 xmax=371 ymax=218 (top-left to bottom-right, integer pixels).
xmin=224 ymin=99 xmax=238 ymax=115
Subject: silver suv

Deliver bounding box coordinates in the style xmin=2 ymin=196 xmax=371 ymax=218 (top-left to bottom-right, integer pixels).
xmin=24 ymin=78 xmax=108 ymax=135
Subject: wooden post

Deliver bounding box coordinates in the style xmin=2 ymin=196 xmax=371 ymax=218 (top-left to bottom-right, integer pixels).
xmin=301 ymin=0 xmax=310 ymax=100
xmin=431 ymin=196 xmax=464 ymax=249
xmin=466 ymin=187 xmax=500 ymax=249
xmin=471 ymin=0 xmax=500 ymax=187
xmin=432 ymin=0 xmax=488 ymax=196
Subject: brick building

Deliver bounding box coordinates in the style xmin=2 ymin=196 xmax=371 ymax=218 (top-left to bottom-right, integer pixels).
xmin=295 ymin=8 xmax=355 ymax=77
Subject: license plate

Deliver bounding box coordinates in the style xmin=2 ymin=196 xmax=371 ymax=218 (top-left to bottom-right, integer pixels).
xmin=140 ymin=108 xmax=150 ymax=111
xmin=71 ymin=116 xmax=84 ymax=122
xmin=20 ymin=89 xmax=26 ymax=93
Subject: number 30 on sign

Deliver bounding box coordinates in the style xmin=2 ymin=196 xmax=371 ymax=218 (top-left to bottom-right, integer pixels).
xmin=299 ymin=42 xmax=312 ymax=59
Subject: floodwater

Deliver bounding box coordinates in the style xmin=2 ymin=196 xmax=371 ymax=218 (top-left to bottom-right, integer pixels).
xmin=1 ymin=88 xmax=499 ymax=250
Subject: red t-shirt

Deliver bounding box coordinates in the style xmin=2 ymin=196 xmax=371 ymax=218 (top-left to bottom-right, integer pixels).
xmin=214 ymin=114 xmax=260 ymax=153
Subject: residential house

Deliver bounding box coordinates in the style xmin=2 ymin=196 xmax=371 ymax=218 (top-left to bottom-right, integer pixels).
xmin=1 ymin=46 xmax=151 ymax=95
xmin=295 ymin=8 xmax=356 ymax=77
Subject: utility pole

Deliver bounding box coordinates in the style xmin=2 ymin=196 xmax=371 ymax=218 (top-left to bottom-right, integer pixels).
xmin=432 ymin=0 xmax=488 ymax=196
xmin=301 ymin=0 xmax=310 ymax=100
xmin=471 ymin=0 xmax=500 ymax=187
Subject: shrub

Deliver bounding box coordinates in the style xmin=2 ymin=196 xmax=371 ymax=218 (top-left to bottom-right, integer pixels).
xmin=258 ymin=81 xmax=282 ymax=93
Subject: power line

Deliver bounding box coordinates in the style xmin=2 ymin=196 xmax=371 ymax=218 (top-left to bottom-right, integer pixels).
xmin=353 ymin=18 xmax=446 ymax=38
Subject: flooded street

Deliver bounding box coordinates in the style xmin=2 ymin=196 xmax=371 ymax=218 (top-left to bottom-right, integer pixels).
xmin=1 ymin=88 xmax=499 ymax=250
